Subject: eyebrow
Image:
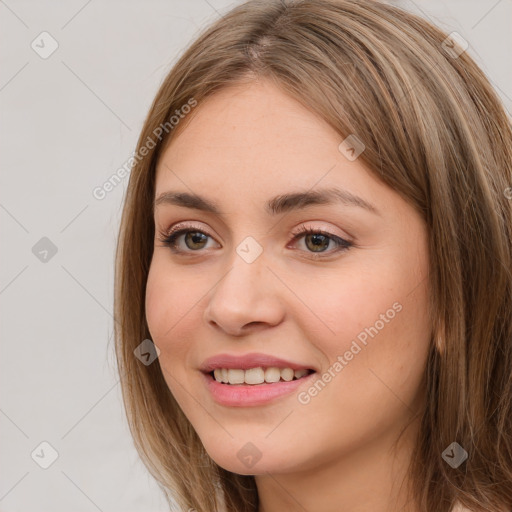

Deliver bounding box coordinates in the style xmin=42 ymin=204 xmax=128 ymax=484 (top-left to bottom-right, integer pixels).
xmin=154 ymin=187 xmax=380 ymax=216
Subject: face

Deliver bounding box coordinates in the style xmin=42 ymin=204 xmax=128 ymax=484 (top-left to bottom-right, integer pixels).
xmin=145 ymin=80 xmax=431 ymax=475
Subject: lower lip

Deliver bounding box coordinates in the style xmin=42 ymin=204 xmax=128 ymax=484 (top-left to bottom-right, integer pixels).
xmin=201 ymin=371 xmax=316 ymax=407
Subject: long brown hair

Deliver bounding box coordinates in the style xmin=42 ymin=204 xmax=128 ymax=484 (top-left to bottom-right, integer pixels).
xmin=113 ymin=1 xmax=512 ymax=510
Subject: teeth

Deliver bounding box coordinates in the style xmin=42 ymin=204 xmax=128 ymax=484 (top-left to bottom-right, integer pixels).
xmin=264 ymin=367 xmax=281 ymax=383
xmin=245 ymin=367 xmax=265 ymax=384
xmin=281 ymin=368 xmax=294 ymax=381
xmin=212 ymin=366 xmax=311 ymax=385
xmin=227 ymin=368 xmax=245 ymax=384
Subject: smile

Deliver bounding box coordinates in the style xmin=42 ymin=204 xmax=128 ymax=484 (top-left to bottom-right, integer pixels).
xmin=211 ymin=367 xmax=313 ymax=385
xmin=201 ymin=368 xmax=316 ymax=407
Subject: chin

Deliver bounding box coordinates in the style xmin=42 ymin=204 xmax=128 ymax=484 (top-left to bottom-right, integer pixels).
xmin=203 ymin=441 xmax=303 ymax=476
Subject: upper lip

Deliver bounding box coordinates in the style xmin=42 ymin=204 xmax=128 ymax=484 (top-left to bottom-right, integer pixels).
xmin=199 ymin=353 xmax=316 ymax=373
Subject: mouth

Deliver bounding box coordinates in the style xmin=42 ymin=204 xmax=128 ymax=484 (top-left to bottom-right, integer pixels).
xmin=201 ymin=367 xmax=317 ymax=407
xmin=207 ymin=367 xmax=316 ymax=386
xmin=199 ymin=353 xmax=318 ymax=405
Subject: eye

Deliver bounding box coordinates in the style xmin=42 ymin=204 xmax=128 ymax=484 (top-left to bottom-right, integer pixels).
xmin=288 ymin=225 xmax=352 ymax=258
xmin=157 ymin=223 xmax=218 ymax=253
xmin=157 ymin=223 xmax=353 ymax=258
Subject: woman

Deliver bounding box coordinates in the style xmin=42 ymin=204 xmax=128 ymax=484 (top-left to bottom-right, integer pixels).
xmin=114 ymin=1 xmax=512 ymax=511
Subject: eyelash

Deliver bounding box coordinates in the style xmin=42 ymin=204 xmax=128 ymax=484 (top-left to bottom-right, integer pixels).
xmin=157 ymin=223 xmax=353 ymax=259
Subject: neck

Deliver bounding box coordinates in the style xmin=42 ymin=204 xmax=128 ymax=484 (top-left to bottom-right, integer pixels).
xmin=255 ymin=415 xmax=421 ymax=512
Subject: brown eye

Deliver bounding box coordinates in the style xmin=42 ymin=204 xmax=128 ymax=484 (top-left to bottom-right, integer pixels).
xmin=158 ymin=228 xmax=217 ymax=253
xmin=158 ymin=224 xmax=352 ymax=259
xmin=303 ymin=233 xmax=331 ymax=252
xmin=290 ymin=226 xmax=352 ymax=258
xmin=183 ymin=231 xmax=208 ymax=250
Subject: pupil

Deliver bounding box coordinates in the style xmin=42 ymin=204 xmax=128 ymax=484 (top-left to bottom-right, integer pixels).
xmin=186 ymin=232 xmax=207 ymax=249
xmin=306 ymin=233 xmax=328 ymax=252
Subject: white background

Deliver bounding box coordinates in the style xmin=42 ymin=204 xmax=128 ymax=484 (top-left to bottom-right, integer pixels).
xmin=1 ymin=1 xmax=510 ymax=511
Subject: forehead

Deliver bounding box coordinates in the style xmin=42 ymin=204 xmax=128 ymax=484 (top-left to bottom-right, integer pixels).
xmin=153 ymin=80 xmax=398 ymax=220
xmin=159 ymin=82 xmax=359 ymax=179
xmin=160 ymin=81 xmax=338 ymax=162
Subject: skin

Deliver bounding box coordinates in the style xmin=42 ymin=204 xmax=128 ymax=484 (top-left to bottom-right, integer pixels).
xmin=145 ymin=79 xmax=431 ymax=512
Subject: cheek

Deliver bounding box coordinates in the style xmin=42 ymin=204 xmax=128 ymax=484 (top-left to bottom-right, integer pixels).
xmin=145 ymin=258 xmax=210 ymax=382
xmin=292 ymin=251 xmax=430 ymax=393
xmin=145 ymin=258 xmax=197 ymax=341
xmin=288 ymin=261 xmax=408 ymax=349
xmin=145 ymin=262 xmax=192 ymax=396
xmin=289 ymin=279 xmax=429 ymax=451
xmin=145 ymin=264 xmax=171 ymax=341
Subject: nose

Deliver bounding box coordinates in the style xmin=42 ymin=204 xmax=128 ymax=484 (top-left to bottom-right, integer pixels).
xmin=203 ymin=251 xmax=286 ymax=337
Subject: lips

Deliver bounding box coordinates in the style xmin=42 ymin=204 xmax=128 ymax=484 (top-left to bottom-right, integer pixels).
xmin=199 ymin=353 xmax=318 ymax=406
xmin=201 ymin=369 xmax=317 ymax=407
xmin=199 ymin=352 xmax=317 ymax=373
